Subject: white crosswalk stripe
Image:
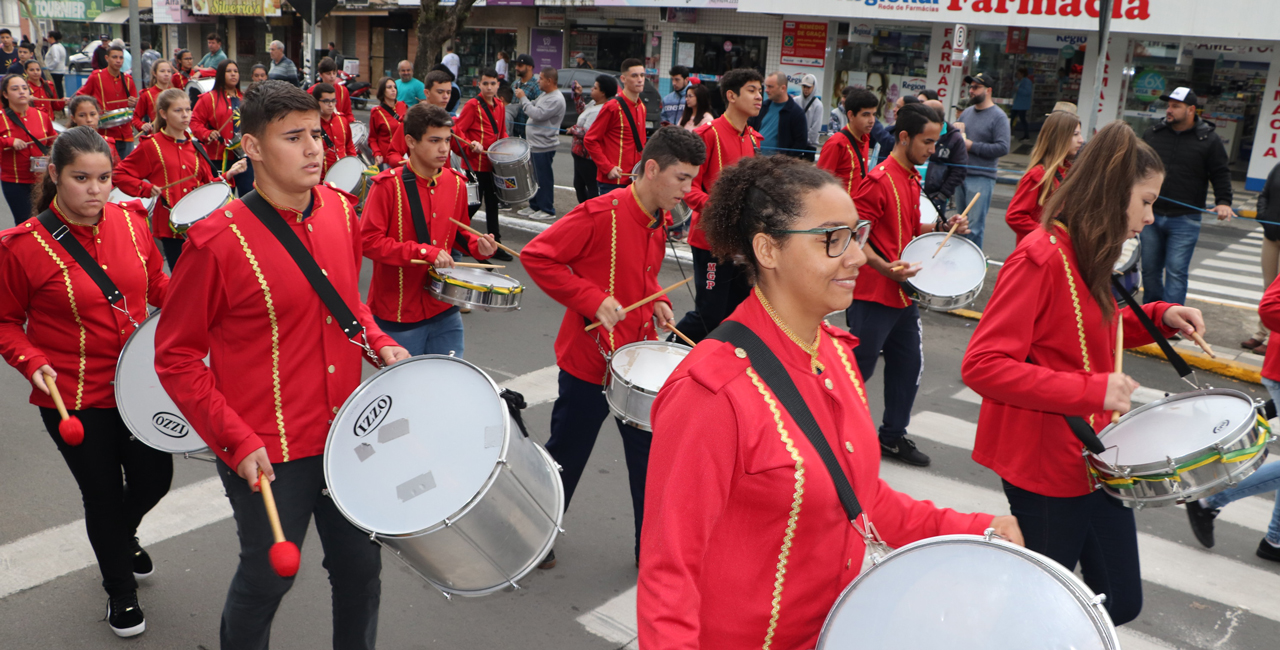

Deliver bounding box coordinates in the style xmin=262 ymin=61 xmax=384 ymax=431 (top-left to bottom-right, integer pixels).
xmin=1186 ymin=226 xmax=1266 ymax=306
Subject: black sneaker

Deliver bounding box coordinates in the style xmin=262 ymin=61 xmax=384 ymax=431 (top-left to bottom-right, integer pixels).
xmin=1258 ymin=539 xmax=1280 ymax=562
xmin=880 ymin=436 xmax=931 ymax=467
xmin=131 ymin=537 xmax=153 ymax=580
xmin=106 ymin=591 xmax=146 ymax=637
xmin=1185 ymin=500 xmax=1219 ymax=548
xmin=537 ymin=549 xmax=556 ymax=570
xmin=491 ymin=248 xmax=514 ymax=262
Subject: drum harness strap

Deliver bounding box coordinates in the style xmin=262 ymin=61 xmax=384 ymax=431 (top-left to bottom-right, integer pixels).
xmin=613 ymin=95 xmax=645 ymax=159
xmin=400 ymin=164 xmax=437 ymax=248
xmin=241 ymin=190 xmax=381 ymax=366
xmin=6 ymin=108 xmax=48 ymax=156
xmin=36 ymin=208 xmax=139 ymax=328
xmin=839 ymin=128 xmax=868 ymax=181
xmin=707 ymin=320 xmax=890 ymax=560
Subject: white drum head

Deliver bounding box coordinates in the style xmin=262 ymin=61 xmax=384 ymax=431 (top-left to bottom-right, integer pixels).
xmin=900 ymin=232 xmax=987 ymax=298
xmin=488 ymin=137 xmax=529 ymax=163
xmin=820 ymin=536 xmax=1117 ymax=650
xmin=325 ymin=356 xmax=508 ymax=536
xmin=115 ymin=313 xmax=209 ymax=455
xmin=194 ymin=78 xmax=215 ymax=94
xmin=350 ymin=121 xmax=369 ymax=146
xmin=919 ymin=193 xmax=938 ymax=224
xmin=108 ymin=188 xmax=155 ymax=211
xmin=437 ymin=266 xmax=521 ymax=290
xmin=1114 ymin=236 xmax=1141 ymax=273
xmin=170 ymin=183 xmax=231 ymax=228
xmin=1099 ymin=391 xmax=1256 ymax=466
xmin=610 ymin=342 xmax=688 ymax=393
xmin=325 ymin=157 xmax=366 ymax=194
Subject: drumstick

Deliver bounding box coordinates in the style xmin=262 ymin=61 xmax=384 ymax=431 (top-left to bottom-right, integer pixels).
xmin=450 ymin=133 xmax=493 ymax=154
xmin=668 ymin=324 xmax=697 ymax=347
xmin=1188 ymin=330 xmax=1216 ymax=358
xmin=932 ymin=192 xmax=981 ymax=258
xmin=889 ymin=262 xmax=922 ymax=272
xmin=4 ymin=134 xmax=57 ymax=150
xmin=43 ymin=374 xmax=84 ymax=446
xmin=585 ymin=277 xmax=694 ymax=332
xmin=1112 ymin=318 xmax=1124 ymax=424
xmin=449 ymin=218 xmax=521 ymax=259
xmin=155 ymin=173 xmax=198 ymax=191
xmin=259 ymin=471 xmax=300 ymax=577
xmin=409 ymin=260 xmax=505 ymax=269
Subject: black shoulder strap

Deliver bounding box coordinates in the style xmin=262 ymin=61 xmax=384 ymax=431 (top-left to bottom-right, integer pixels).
xmin=400 ymin=165 xmax=431 ymax=244
xmin=614 ymin=95 xmax=645 ymax=154
xmin=7 ymin=109 xmax=48 ymax=155
xmin=707 ymin=320 xmax=863 ymax=524
xmin=36 ymin=210 xmax=122 ymax=304
xmin=1110 ymin=273 xmax=1193 ymax=378
xmin=840 ymin=129 xmax=868 ymax=179
xmin=241 ymin=190 xmax=363 ymax=338
xmin=476 ymin=98 xmax=501 ymax=135
xmin=184 ymin=133 xmax=217 ymax=174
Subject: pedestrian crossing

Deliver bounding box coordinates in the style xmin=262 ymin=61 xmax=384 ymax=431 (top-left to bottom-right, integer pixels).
xmin=1188 ymin=228 xmax=1267 ymax=308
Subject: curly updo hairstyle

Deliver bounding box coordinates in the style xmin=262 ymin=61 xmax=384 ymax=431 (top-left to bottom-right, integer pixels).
xmin=702 ymin=155 xmax=840 ymax=281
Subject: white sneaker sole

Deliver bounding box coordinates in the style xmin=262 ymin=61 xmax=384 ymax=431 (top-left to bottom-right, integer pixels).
xmin=106 ymin=604 xmax=146 ymax=638
xmin=133 ymin=568 xmax=153 ymax=580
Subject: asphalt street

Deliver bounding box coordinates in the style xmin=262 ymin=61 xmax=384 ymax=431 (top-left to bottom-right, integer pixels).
xmin=0 ymin=129 xmax=1277 ymax=649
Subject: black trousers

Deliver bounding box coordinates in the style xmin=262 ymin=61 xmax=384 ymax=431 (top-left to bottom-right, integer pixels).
xmin=545 ymin=369 xmax=652 ymax=559
xmin=159 ymin=236 xmax=183 ymax=272
xmin=3 ymin=180 xmax=32 ymax=224
xmin=845 ymin=299 xmax=922 ymax=442
xmin=216 ymin=455 xmax=381 ymax=650
xmin=673 ymin=246 xmax=753 ymax=343
xmin=572 ymin=153 xmax=600 ymax=204
xmin=1002 ymin=481 xmax=1143 ymax=625
xmin=475 ymin=171 xmax=502 ymax=242
xmin=39 ymin=407 xmax=173 ymax=598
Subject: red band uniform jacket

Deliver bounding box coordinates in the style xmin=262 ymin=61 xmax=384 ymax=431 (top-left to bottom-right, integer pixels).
xmin=131 ymin=86 xmax=161 ymax=134
xmin=369 ymin=101 xmax=406 ymax=163
xmin=0 ymin=106 xmax=55 ymax=184
xmin=1260 ymin=272 xmax=1280 ymax=382
xmin=453 ymin=96 xmax=508 ymax=173
xmin=154 ymin=185 xmax=396 ymax=469
xmin=320 ymin=112 xmax=357 ymax=177
xmin=28 ymin=77 xmax=65 ymax=120
xmin=685 ymin=115 xmax=758 ymax=251
xmin=639 ymin=293 xmax=993 ymax=649
xmin=962 ymin=224 xmax=1178 ymax=497
xmin=1005 ymin=163 xmax=1070 ymax=245
xmin=75 ymin=68 xmax=136 ymax=142
xmin=853 ymin=156 xmax=922 ymax=309
xmin=584 ymin=94 xmax=647 ymax=185
xmin=817 ymin=127 xmax=871 ymax=202
xmin=522 ymin=186 xmax=671 ymax=384
xmin=113 ymin=130 xmax=223 ymax=239
xmin=0 ymin=201 xmax=168 ymax=410
xmin=361 ymin=164 xmax=491 ymax=324
xmin=191 ymin=90 xmax=242 ymax=167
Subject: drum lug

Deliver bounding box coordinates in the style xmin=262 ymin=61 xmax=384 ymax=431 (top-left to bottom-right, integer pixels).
xmin=556 ymin=526 xmax=566 ymax=535
xmin=983 ymin=527 xmax=1001 ymax=542
xmin=1090 ymin=593 xmax=1108 ymax=607
xmin=437 ymin=588 xmax=453 ymax=601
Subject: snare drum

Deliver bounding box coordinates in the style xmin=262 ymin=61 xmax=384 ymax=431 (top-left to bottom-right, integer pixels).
xmin=324 ymin=355 xmax=564 ymax=596
xmin=350 ymin=121 xmax=369 ymax=148
xmin=29 ymin=156 xmax=48 ymax=173
xmin=487 ymin=138 xmax=538 ymax=203
xmin=1090 ymin=388 xmax=1273 ymax=508
xmin=428 ymin=267 xmax=523 ymax=312
xmin=325 ymin=156 xmax=372 ymax=202
xmin=107 ymin=188 xmax=157 ymax=212
xmin=919 ymin=192 xmax=939 ymax=225
xmin=169 ymin=183 xmax=232 ymax=234
xmin=898 ymin=231 xmax=988 ymax=311
xmin=604 ymin=341 xmax=690 ymax=432
xmin=1112 ymin=236 xmax=1142 ymax=297
xmin=115 ymin=312 xmax=210 ymax=457
xmin=818 ymin=533 xmax=1120 ymax=649
xmin=52 ymin=120 xmax=67 ymax=134
xmin=100 ymin=108 xmax=133 ymax=128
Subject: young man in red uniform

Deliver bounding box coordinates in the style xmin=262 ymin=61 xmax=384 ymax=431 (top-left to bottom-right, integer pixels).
xmin=585 ymin=57 xmax=647 ymax=195
xmin=817 ymin=87 xmax=878 ymax=200
xmin=848 ymin=103 xmax=967 ymax=468
xmin=386 ymin=70 xmax=453 ymax=168
xmin=453 ymin=68 xmax=509 ymax=260
xmin=671 ymin=68 xmax=761 ymax=343
xmin=309 ymin=57 xmax=352 ymax=117
xmin=312 ymin=83 xmax=357 ymax=177
xmin=360 ymin=103 xmax=497 ymax=356
xmin=154 ymin=81 xmax=408 ymax=649
xmin=75 ymin=44 xmax=136 ymax=159
xmin=523 ymin=126 xmax=705 ymax=569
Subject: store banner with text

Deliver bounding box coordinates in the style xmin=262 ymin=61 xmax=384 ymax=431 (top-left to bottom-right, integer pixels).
xmin=34 ymin=0 xmax=121 ymax=22
xmin=192 ymin=0 xmax=281 ymax=17
xmin=1245 ymin=48 xmax=1280 ymax=192
xmin=530 ymin=29 xmax=564 ymax=72
xmin=780 ymin=21 xmax=826 ymax=68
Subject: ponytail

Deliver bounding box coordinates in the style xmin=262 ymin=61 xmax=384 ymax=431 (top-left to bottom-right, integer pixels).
xmin=31 ymin=126 xmax=115 ymax=217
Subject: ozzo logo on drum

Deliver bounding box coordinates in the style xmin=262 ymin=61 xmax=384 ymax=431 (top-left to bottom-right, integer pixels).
xmin=151 ymin=412 xmax=194 ymax=439
xmin=496 ymin=175 xmax=519 ymax=190
xmin=354 ymin=395 xmax=393 ymax=437
xmin=1214 ymin=419 xmax=1231 ymax=434
xmin=706 ymin=262 xmax=717 ymax=290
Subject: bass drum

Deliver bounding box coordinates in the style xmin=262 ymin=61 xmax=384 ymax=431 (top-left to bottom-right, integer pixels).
xmin=115 ymin=312 xmax=210 ymax=456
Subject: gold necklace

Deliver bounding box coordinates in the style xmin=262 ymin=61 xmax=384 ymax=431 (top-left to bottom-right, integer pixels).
xmin=756 ymin=287 xmax=824 ymax=374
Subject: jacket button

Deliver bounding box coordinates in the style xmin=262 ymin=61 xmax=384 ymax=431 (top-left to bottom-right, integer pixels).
xmin=307 ymin=224 xmax=313 ymax=232
xmin=101 ymin=264 xmax=107 ymax=269
xmin=1049 ymin=235 xmax=1057 ymax=244
xmin=321 ymin=269 xmax=328 ymax=276
xmin=612 ymin=199 xmax=618 ymax=206
xmin=845 ymin=441 xmax=854 ymax=453
xmin=333 ymin=406 xmax=340 ymax=414
xmin=734 ymin=348 xmax=747 ymax=359
xmin=824 ymin=378 xmax=834 ymax=390
xmin=326 ymin=316 xmax=332 ymax=324
xmin=328 ymin=365 xmax=335 ymax=373
xmin=224 ymin=210 xmax=233 ymax=218
xmin=420 ymin=248 xmax=427 ymax=254
xmin=18 ymin=355 xmax=23 ymax=360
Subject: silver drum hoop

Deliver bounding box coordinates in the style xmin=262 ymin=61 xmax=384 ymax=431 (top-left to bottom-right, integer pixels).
xmin=428 ymin=267 xmax=523 ymax=312
xmin=899 ymin=232 xmax=988 ymax=312
xmin=604 ymin=341 xmax=690 ymax=432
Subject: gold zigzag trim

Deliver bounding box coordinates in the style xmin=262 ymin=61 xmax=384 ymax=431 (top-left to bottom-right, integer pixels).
xmin=831 ymin=334 xmax=868 ymax=406
xmin=122 ymin=208 xmax=149 ymax=306
xmin=1058 ymin=248 xmax=1096 ymax=429
xmin=230 ymin=223 xmax=289 ymax=461
xmin=606 ymin=208 xmax=618 ymax=354
xmin=32 ymin=231 xmax=87 ymax=409
xmin=883 ymin=171 xmax=910 ymax=306
xmin=396 ymin=174 xmax=406 ymax=322
xmin=746 ymin=366 xmax=804 ymax=649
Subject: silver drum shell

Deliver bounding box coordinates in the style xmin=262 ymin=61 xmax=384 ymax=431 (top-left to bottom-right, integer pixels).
xmin=487 ymin=138 xmax=539 ymax=204
xmin=903 ymin=280 xmax=984 ymax=312
xmin=1090 ymin=388 xmax=1272 ymax=509
xmin=604 ymin=341 xmax=688 ymax=432
xmin=467 ymin=181 xmax=481 ymax=207
xmin=427 ymin=269 xmax=523 ymax=312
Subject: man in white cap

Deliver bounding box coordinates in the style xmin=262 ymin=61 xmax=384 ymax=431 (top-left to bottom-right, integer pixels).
xmin=799 ymin=73 xmax=823 ymax=151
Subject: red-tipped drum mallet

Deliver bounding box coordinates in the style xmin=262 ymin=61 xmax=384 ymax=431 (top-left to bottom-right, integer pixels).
xmin=258 ymin=470 xmax=300 ymax=577
xmin=43 ymin=374 xmax=84 ymax=446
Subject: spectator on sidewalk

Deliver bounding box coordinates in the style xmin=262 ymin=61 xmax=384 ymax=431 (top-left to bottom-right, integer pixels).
xmin=956 ymin=72 xmax=1011 ymax=249
xmin=1141 ymin=87 xmax=1235 ymax=307
xmin=44 ymin=31 xmax=67 ymax=98
xmin=922 ymin=98 xmax=968 ymax=221
xmin=829 ymin=85 xmax=851 ymax=135
xmin=0 ymin=29 xmax=19 ymax=71
xmin=799 ymin=73 xmax=823 ymax=152
xmin=661 ymin=66 xmax=691 ymax=126
xmin=567 ymin=75 xmax=615 ymax=203
xmin=139 ymin=41 xmax=160 ymax=88
xmin=396 ymin=60 xmax=426 ymax=105
xmin=441 ymin=44 xmax=460 ymax=80
xmin=1005 ymin=110 xmax=1082 ymax=244
xmin=495 ymin=51 xmax=508 ymax=82
xmin=1244 ymin=163 xmax=1280 ymax=353
xmin=748 ymin=72 xmax=811 ymax=160
xmin=5 ymin=41 xmax=33 ymax=75
xmin=326 ymin=42 xmax=344 ymax=70
xmin=267 ymin=41 xmax=298 ymax=85
xmin=516 ymin=67 xmax=566 ymax=221
xmin=198 ymin=33 xmax=227 ymax=70
xmin=510 ymin=54 xmax=541 ymax=138
xmin=1011 ymin=68 xmax=1033 ymax=141
xmin=678 ymin=83 xmax=713 ymax=131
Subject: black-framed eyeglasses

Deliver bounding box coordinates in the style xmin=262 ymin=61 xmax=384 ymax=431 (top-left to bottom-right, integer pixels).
xmin=777 ymin=220 xmax=871 ymax=258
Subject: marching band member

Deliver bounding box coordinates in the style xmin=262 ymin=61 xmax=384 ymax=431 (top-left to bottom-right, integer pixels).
xmin=816 ymin=87 xmax=878 ymax=201
xmin=847 ymin=104 xmax=968 ymax=468
xmin=249 ymin=64 xmax=268 ymax=85
xmin=584 ymin=57 xmax=648 ymax=194
xmin=962 ymin=121 xmax=1205 ymax=626
xmin=671 ymin=68 xmax=762 ymax=343
xmin=1005 ymin=110 xmax=1082 ymax=244
xmin=25 ymin=60 xmax=63 ymax=120
xmin=155 ymin=81 xmax=407 ymax=649
xmin=191 ymin=59 xmax=242 ymax=173
xmin=309 ymin=57 xmax=352 ymax=117
xmin=114 ymin=88 xmax=247 ymax=270
xmin=311 ymin=82 xmax=356 ymax=178
xmin=0 ymin=73 xmax=56 ymax=223
xmin=452 ymin=67 xmax=509 ymax=260
xmin=522 ymin=126 xmax=704 ymax=570
xmin=67 ymin=96 xmax=120 ymax=165
xmin=131 ymin=58 xmax=176 ymax=136
xmin=0 ymin=126 xmax=170 ymax=637
xmin=74 ymin=43 xmax=136 ymax=159
xmin=360 ymin=103 xmax=497 ymax=356
xmin=368 ymin=76 xmax=406 ymax=167
xmin=385 ymin=69 xmax=454 ymax=168
xmin=171 ymin=49 xmax=194 ymax=90
xmin=638 ymin=154 xmax=1020 ymax=648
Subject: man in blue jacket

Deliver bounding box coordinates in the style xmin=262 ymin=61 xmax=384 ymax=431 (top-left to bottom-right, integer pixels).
xmin=748 ymin=72 xmax=812 ymax=160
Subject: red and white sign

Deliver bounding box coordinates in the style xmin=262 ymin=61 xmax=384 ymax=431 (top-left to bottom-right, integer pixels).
xmin=781 ymin=21 xmax=827 ymax=68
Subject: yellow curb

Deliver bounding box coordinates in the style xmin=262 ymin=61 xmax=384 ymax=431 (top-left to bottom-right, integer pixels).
xmin=944 ymin=308 xmax=1263 ymax=385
